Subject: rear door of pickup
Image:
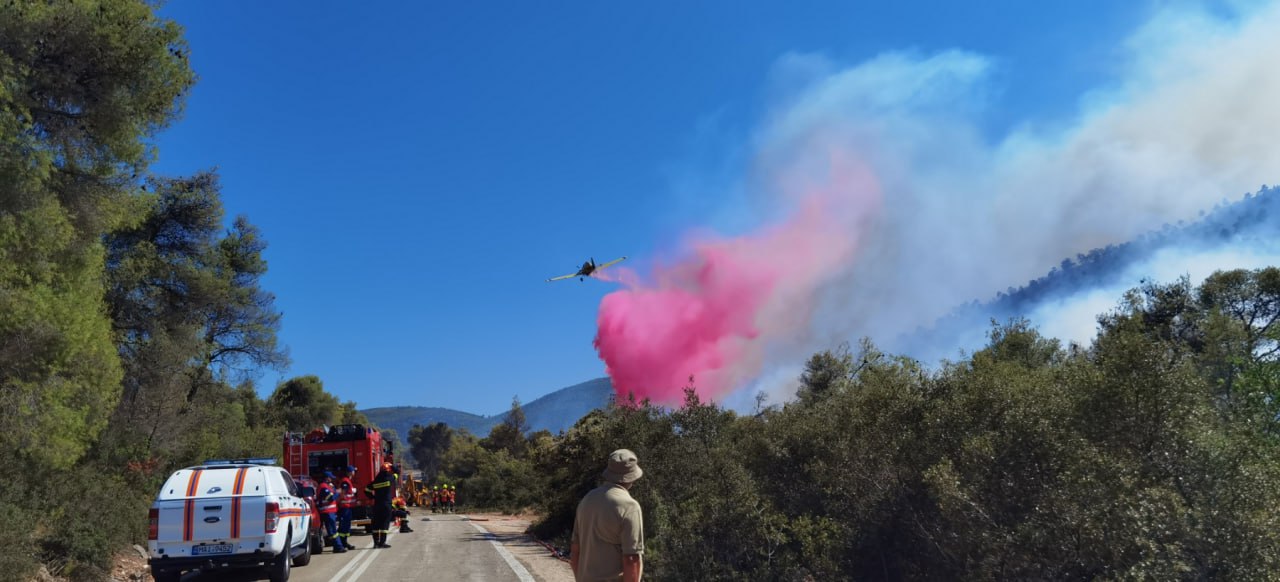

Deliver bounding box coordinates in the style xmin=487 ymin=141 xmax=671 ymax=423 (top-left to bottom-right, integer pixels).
xmin=154 ymin=466 xmax=269 ymax=557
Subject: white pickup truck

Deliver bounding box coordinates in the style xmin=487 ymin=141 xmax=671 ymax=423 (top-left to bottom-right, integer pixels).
xmin=147 ymin=458 xmax=314 ymax=582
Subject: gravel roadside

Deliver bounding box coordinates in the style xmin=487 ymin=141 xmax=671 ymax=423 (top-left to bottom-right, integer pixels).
xmin=466 ymin=513 xmax=574 ymax=582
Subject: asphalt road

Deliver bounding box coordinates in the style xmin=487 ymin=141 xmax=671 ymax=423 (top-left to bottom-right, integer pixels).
xmin=179 ymin=515 xmax=534 ymax=582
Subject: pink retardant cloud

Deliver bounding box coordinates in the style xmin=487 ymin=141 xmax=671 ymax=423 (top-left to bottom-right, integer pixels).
xmin=594 ymin=150 xmax=882 ymax=405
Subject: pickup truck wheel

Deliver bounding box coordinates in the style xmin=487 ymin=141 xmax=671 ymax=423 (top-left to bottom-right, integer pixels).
xmin=293 ymin=527 xmax=313 ymax=567
xmin=309 ymin=529 xmax=324 ymax=555
xmin=268 ymin=529 xmax=292 ymax=582
xmin=150 ymin=569 xmax=180 ymax=582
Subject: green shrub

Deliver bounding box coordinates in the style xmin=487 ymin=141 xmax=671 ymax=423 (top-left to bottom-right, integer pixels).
xmin=37 ymin=464 xmax=150 ymax=581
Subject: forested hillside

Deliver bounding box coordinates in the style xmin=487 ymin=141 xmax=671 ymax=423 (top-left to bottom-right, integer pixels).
xmin=519 ymin=377 xmax=614 ymax=432
xmin=991 ymin=186 xmax=1276 ymax=312
xmin=363 ymin=406 xmax=491 ymax=436
xmin=911 ymin=186 xmax=1280 ymax=357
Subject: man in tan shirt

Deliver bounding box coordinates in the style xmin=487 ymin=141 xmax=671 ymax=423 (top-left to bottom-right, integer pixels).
xmin=570 ymin=449 xmax=644 ymax=582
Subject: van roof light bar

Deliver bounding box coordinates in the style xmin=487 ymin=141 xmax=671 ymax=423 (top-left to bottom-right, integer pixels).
xmin=203 ymin=457 xmax=277 ymax=466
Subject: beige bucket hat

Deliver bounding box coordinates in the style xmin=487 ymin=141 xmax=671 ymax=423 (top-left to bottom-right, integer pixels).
xmin=601 ymin=449 xmax=643 ymax=484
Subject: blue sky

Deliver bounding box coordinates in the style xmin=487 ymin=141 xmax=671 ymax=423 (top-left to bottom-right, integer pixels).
xmin=150 ymin=1 xmax=1158 ymax=413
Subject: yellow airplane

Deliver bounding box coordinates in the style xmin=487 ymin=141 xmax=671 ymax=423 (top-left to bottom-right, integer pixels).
xmin=547 ymin=257 xmax=627 ymax=282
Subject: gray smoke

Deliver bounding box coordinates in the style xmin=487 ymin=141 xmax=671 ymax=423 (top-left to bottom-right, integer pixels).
xmin=708 ymin=1 xmax=1280 ymax=408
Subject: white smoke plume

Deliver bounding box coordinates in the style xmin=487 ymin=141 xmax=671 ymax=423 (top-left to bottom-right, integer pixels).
xmin=703 ymin=1 xmax=1280 ymax=407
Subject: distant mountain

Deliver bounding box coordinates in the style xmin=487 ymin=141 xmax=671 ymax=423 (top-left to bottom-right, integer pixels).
xmin=518 ymin=377 xmax=616 ymax=433
xmin=362 ymin=406 xmax=492 ymax=438
xmin=363 ymin=377 xmax=615 ymax=442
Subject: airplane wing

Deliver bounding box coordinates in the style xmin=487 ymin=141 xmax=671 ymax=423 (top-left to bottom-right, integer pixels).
xmin=596 ymin=256 xmax=628 ymax=270
xmin=546 ymin=273 xmax=578 ymax=282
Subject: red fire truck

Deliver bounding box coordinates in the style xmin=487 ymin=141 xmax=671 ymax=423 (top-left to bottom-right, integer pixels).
xmin=282 ymin=424 xmax=395 ymax=529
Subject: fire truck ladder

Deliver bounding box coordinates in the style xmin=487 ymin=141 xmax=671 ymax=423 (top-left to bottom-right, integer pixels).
xmin=286 ymin=433 xmax=306 ymax=476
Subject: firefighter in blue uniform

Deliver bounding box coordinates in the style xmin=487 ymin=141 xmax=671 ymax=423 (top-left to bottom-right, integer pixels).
xmin=336 ymin=465 xmax=359 ymax=549
xmin=316 ymin=472 xmax=346 ymax=553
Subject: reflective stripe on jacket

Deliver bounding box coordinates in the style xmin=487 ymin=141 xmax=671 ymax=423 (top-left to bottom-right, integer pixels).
xmin=317 ymin=482 xmax=338 ymax=514
xmin=365 ymin=471 xmax=394 ymax=506
xmin=338 ymin=477 xmax=358 ymax=508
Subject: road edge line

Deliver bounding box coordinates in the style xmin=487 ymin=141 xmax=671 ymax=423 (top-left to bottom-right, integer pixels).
xmin=469 ymin=521 xmax=536 ymax=582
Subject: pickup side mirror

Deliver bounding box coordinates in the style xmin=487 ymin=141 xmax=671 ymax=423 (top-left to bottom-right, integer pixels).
xmin=298 ymin=486 xmax=315 ymax=498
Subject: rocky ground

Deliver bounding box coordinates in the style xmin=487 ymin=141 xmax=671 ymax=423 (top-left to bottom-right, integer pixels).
xmin=109 ymin=546 xmax=149 ymax=581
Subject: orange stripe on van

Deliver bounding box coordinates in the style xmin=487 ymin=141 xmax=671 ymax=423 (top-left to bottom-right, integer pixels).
xmin=182 ymin=469 xmax=204 ymax=542
xmin=230 ymin=468 xmax=247 ymax=538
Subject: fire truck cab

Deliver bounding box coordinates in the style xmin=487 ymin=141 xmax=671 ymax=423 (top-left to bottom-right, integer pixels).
xmin=283 ymin=424 xmax=394 ymax=529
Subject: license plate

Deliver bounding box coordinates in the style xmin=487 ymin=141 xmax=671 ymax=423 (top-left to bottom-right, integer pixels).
xmin=192 ymin=544 xmax=233 ymax=556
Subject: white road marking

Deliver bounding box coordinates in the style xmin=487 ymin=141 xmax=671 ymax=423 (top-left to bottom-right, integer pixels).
xmin=344 ymin=532 xmax=389 ymax=582
xmin=327 ymin=536 xmax=377 ymax=582
xmin=469 ymin=521 xmax=536 ymax=582
xmin=326 ymin=549 xmax=365 ymax=582
xmin=327 ymin=531 xmax=397 ymax=582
